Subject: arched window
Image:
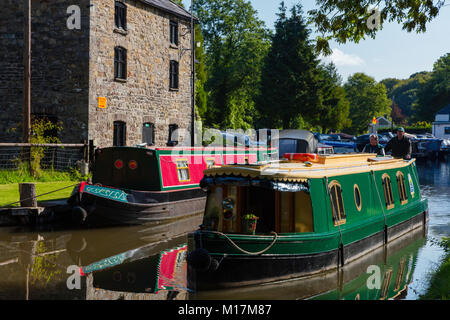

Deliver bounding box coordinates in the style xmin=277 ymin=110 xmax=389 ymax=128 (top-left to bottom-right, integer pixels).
xmin=328 ymin=181 xmax=346 ymax=226
xmin=354 ymin=184 xmax=362 ymax=212
xmin=382 ymin=173 xmax=395 ymax=210
xmin=396 ymin=171 xmax=408 ymax=205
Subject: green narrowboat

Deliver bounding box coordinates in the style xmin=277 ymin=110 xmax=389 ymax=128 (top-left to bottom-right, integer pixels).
xmin=186 ymin=153 xmax=428 ymax=291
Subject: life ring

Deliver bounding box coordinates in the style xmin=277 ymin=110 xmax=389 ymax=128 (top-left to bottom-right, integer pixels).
xmin=283 ymin=153 xmax=318 ymax=162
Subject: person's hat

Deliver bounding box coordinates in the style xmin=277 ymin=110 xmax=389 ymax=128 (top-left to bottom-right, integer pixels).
xmin=397 ymin=127 xmax=405 ymax=132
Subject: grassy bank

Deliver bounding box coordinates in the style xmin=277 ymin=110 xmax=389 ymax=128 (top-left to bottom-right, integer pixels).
xmin=0 ymin=168 xmax=87 ymax=185
xmin=0 ymin=181 xmax=78 ymax=207
xmin=420 ymin=237 xmax=450 ymax=300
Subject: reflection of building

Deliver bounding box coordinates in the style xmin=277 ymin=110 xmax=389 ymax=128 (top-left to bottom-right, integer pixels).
xmin=0 ymin=0 xmax=197 ymax=147
xmin=432 ymin=104 xmax=450 ymax=139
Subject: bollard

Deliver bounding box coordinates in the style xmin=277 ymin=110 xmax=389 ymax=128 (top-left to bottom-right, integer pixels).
xmin=19 ymin=183 xmax=37 ymax=207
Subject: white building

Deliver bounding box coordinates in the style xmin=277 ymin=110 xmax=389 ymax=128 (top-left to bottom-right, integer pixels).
xmin=432 ymin=104 xmax=450 ymax=139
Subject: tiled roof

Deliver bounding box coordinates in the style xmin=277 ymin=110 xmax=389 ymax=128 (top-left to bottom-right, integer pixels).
xmin=139 ymin=0 xmax=199 ymax=22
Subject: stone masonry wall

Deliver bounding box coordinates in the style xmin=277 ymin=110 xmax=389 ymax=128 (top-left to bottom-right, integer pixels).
xmin=88 ymin=0 xmax=193 ymax=147
xmin=0 ymin=0 xmax=90 ymax=143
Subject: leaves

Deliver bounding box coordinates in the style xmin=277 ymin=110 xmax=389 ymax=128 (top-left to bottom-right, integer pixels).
xmin=308 ymin=0 xmax=445 ymax=55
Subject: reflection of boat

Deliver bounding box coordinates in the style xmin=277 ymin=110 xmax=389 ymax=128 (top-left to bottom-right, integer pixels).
xmin=189 ymin=222 xmax=426 ymax=300
xmin=67 ymin=146 xmax=276 ymax=226
xmin=187 ymin=149 xmax=428 ymax=291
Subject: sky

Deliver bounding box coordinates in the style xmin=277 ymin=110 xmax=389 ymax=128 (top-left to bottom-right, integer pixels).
xmin=182 ymin=0 xmax=450 ymax=83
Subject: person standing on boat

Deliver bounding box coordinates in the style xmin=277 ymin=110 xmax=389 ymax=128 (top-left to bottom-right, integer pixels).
xmin=362 ymin=134 xmax=385 ymax=156
xmin=385 ymin=127 xmax=412 ymax=160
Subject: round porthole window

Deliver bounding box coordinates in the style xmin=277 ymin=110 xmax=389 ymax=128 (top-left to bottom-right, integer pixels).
xmin=354 ymin=184 xmax=362 ymax=211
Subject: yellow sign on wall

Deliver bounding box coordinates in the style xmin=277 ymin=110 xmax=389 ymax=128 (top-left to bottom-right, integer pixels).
xmin=98 ymin=97 xmax=107 ymax=109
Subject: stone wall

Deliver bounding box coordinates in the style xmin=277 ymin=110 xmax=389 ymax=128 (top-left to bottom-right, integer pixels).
xmin=0 ymin=0 xmax=90 ymax=143
xmin=88 ymin=0 xmax=194 ymax=147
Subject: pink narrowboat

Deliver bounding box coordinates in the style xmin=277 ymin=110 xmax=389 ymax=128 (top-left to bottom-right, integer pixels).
xmin=68 ymin=146 xmax=277 ymax=226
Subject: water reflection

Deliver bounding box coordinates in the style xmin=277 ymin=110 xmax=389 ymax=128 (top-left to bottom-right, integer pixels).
xmin=0 ymin=160 xmax=449 ymax=300
xmin=0 ymin=214 xmax=202 ymax=300
xmin=190 ymin=225 xmax=426 ymax=300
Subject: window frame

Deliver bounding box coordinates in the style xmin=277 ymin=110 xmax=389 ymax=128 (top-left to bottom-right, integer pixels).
xmin=175 ymin=158 xmax=190 ymax=182
xmin=382 ymin=173 xmax=395 ymax=210
xmin=328 ymin=180 xmax=346 ymax=226
xmin=115 ymin=1 xmax=127 ymax=30
xmin=354 ymin=184 xmax=362 ymax=212
xmin=169 ymin=60 xmax=179 ymax=90
xmin=396 ymin=171 xmax=408 ymax=205
xmin=205 ymin=157 xmax=216 ymax=169
xmin=170 ymin=20 xmax=179 ymax=46
xmin=114 ymin=46 xmax=127 ymax=80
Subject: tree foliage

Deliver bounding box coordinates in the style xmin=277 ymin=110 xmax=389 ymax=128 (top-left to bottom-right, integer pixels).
xmin=308 ymin=0 xmax=446 ymax=55
xmin=343 ymin=73 xmax=391 ymax=134
xmin=412 ymin=53 xmax=450 ymax=122
xmin=193 ymin=0 xmax=271 ymax=129
xmin=257 ymin=3 xmax=322 ymax=129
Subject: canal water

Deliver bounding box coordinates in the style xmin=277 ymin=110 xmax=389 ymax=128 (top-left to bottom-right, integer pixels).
xmin=0 ymin=160 xmax=448 ymax=300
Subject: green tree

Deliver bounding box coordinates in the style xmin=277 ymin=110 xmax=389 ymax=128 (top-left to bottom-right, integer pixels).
xmin=412 ymin=53 xmax=450 ymax=122
xmin=381 ymin=72 xmax=431 ymax=119
xmin=308 ymin=1 xmax=446 ymax=55
xmin=344 ymin=73 xmax=392 ymax=135
xmin=257 ymin=2 xmax=322 ymax=129
xmin=193 ymin=0 xmax=270 ymax=129
xmin=317 ymin=63 xmax=351 ymax=133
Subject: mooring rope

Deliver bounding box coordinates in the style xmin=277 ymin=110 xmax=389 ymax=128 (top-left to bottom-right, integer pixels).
xmin=3 ymin=183 xmax=79 ymax=208
xmin=200 ymin=230 xmax=278 ymax=255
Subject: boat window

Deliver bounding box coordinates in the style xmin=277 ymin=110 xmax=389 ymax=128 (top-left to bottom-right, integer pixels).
xmin=382 ymin=174 xmax=395 ymax=209
xmin=354 ymin=184 xmax=362 ymax=211
xmin=396 ymin=172 xmax=408 ymax=205
xmin=328 ymin=181 xmax=346 ymax=226
xmin=279 ymin=192 xmax=294 ymax=233
xmin=203 ymin=186 xmax=223 ymax=231
xmin=205 ymin=158 xmax=215 ymax=169
xmin=294 ymin=191 xmax=314 ymax=232
xmin=175 ymin=159 xmax=190 ymax=182
xmin=221 ymin=186 xmax=238 ymax=233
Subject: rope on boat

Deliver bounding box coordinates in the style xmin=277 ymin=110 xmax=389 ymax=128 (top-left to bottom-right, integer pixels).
xmin=201 ymin=230 xmax=278 ymax=255
xmin=3 ymin=183 xmax=79 ymax=208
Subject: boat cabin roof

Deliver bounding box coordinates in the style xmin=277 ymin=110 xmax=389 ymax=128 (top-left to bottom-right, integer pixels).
xmin=203 ymin=153 xmax=414 ymax=182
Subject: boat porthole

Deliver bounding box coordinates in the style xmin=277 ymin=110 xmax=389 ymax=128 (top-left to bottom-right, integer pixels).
xmin=354 ymin=184 xmax=362 ymax=212
xmin=113 ymin=271 xmax=122 ymax=282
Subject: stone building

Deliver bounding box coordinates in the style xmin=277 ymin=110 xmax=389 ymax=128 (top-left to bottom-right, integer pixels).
xmin=0 ymin=0 xmax=197 ymax=147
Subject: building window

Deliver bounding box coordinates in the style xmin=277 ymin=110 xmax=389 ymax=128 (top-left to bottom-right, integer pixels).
xmin=328 ymin=181 xmax=346 ymax=226
xmin=176 ymin=159 xmax=190 ymax=182
xmin=445 ymin=127 xmax=450 ymax=134
xmin=354 ymin=184 xmax=362 ymax=212
xmin=170 ymin=20 xmax=178 ymax=46
xmin=113 ymin=121 xmax=126 ymax=146
xmin=169 ymin=60 xmax=179 ymax=89
xmin=142 ymin=122 xmax=155 ymax=146
xmin=168 ymin=124 xmax=178 ymax=146
xmin=396 ymin=171 xmax=408 ymax=205
xmin=382 ymin=173 xmax=395 ymax=210
xmin=115 ymin=1 xmax=127 ymax=30
xmin=114 ymin=46 xmax=127 ymax=80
